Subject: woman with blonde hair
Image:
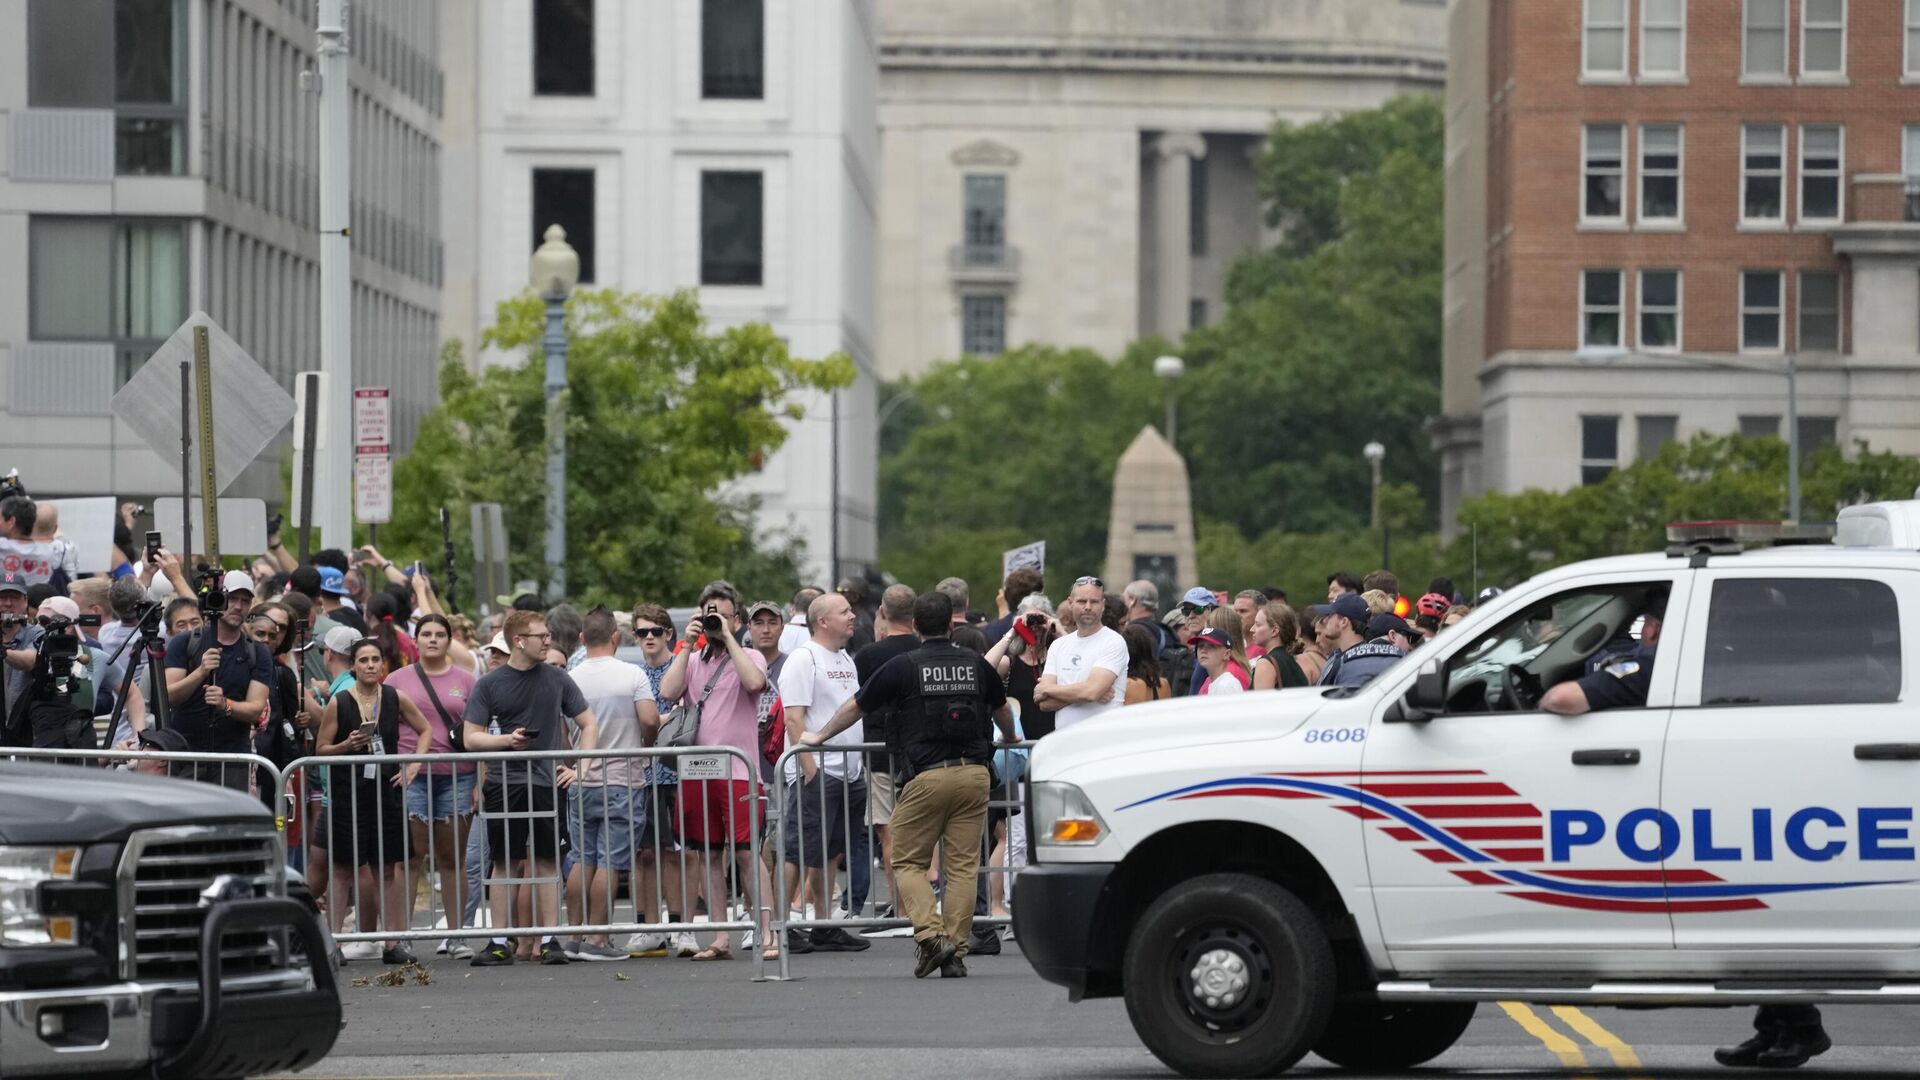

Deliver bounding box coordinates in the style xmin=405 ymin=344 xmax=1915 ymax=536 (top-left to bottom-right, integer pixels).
xmin=1249 ymin=602 xmax=1310 ymax=690
xmin=1197 ymin=607 xmax=1252 ymax=692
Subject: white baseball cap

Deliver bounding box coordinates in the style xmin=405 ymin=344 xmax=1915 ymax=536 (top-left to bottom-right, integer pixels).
xmin=41 ymin=595 xmax=80 ymax=621
xmin=221 ymin=569 xmax=256 ymax=597
xmin=485 ymin=632 xmax=510 ymax=655
xmin=323 ymin=625 xmax=361 ymax=656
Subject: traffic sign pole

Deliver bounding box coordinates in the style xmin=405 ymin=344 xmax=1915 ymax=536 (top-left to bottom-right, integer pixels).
xmin=193 ymin=326 xmax=221 ymax=566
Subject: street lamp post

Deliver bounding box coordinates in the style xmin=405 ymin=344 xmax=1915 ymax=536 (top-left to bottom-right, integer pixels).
xmin=1154 ymin=355 xmax=1186 ymax=446
xmin=1363 ymin=441 xmax=1386 ymax=529
xmin=530 ymin=225 xmax=580 ymax=602
xmin=1579 ymin=348 xmax=1802 ymax=522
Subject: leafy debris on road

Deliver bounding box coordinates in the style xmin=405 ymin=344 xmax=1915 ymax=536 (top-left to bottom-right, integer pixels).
xmin=359 ymin=962 xmax=434 ymax=988
xmin=613 ymin=972 xmax=631 ymax=981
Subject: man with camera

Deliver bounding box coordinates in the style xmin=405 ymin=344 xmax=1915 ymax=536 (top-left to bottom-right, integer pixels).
xmin=162 ymin=569 xmax=273 ymax=790
xmin=3 ymin=581 xmax=110 ymax=750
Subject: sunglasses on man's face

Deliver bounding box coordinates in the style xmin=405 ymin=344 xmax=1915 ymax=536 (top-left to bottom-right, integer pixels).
xmin=1181 ymin=603 xmax=1212 ymax=617
xmin=635 ymin=626 xmax=671 ymax=639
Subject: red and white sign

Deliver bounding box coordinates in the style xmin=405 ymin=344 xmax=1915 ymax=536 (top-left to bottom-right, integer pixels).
xmin=352 ymin=387 xmax=391 ymax=449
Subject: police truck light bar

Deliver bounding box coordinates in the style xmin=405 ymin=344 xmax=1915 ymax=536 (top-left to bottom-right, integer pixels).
xmin=1665 ymin=520 xmax=1836 ymax=557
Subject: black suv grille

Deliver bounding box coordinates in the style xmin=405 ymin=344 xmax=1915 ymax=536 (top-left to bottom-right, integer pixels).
xmin=125 ymin=830 xmax=282 ymax=980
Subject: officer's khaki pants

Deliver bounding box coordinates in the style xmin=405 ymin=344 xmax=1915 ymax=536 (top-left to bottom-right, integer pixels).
xmin=889 ymin=764 xmax=989 ymax=952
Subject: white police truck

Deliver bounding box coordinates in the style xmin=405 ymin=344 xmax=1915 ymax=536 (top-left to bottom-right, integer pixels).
xmin=1013 ymin=528 xmax=1920 ymax=1077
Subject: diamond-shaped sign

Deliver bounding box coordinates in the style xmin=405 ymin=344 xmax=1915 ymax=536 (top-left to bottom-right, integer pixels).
xmin=111 ymin=312 xmax=296 ymax=494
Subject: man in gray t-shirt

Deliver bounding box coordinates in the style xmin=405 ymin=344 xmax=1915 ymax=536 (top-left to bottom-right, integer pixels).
xmin=460 ymin=611 xmax=598 ymax=967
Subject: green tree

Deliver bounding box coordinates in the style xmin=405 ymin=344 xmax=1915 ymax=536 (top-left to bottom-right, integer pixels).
xmin=385 ymin=289 xmax=854 ymax=608
xmin=1453 ymin=435 xmax=1920 ymax=589
xmin=877 ymin=344 xmax=1162 ymax=593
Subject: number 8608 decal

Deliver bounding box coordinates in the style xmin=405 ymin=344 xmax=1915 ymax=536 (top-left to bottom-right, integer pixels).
xmin=1303 ymin=727 xmax=1366 ymax=744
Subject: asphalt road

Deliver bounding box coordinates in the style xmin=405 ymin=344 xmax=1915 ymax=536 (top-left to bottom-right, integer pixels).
xmin=276 ymin=936 xmax=1920 ymax=1080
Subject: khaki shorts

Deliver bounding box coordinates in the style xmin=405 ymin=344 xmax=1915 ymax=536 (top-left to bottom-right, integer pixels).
xmin=866 ymin=768 xmax=899 ymax=827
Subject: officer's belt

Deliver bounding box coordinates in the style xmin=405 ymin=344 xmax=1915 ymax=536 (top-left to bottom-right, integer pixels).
xmin=920 ymin=758 xmax=978 ymax=772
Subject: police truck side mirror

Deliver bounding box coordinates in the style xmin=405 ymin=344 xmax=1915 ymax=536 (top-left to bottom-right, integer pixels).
xmin=1391 ymin=660 xmax=1448 ymax=722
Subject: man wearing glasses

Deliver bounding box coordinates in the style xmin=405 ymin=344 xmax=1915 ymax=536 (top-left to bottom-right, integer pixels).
xmin=1033 ymin=576 xmax=1129 ymax=732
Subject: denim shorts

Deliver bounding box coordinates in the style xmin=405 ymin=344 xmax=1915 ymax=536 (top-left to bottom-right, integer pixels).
xmin=406 ymin=770 xmax=477 ymax=823
xmin=568 ymin=785 xmax=644 ymax=871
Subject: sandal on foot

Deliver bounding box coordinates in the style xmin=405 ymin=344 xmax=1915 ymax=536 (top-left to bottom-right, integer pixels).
xmin=689 ymin=945 xmax=733 ymax=961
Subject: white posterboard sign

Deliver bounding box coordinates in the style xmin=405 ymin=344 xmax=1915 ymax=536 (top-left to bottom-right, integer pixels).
xmin=152 ymin=498 xmax=269 ymax=557
xmin=354 ymin=453 xmax=392 ymax=524
xmin=1002 ymin=540 xmax=1045 ymax=579
xmin=42 ymin=497 xmax=120 ymax=573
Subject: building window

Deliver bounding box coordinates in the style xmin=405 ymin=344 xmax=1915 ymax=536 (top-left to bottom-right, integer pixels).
xmin=1907 ymin=125 xmax=1920 ymax=222
xmin=1799 ymin=125 xmax=1843 ymax=223
xmin=1190 ymin=155 xmax=1208 ymax=257
xmin=1741 ymin=270 xmax=1784 ymax=351
xmin=961 ymin=175 xmax=1006 ymax=264
xmin=962 ymin=296 xmax=1006 ymax=356
xmin=1581 ymin=269 xmax=1623 ymax=349
xmin=1189 ymin=298 xmax=1207 ymax=329
xmin=1740 ymin=414 xmax=1782 ymax=438
xmin=28 ymin=0 xmax=186 ymax=176
xmin=1744 ymin=0 xmax=1789 ymax=78
xmin=533 ymin=0 xmax=594 ymax=97
xmin=1583 ymin=0 xmax=1628 ymax=77
xmin=1581 ymin=415 xmax=1620 ymax=485
xmin=1801 ymin=0 xmax=1846 ymax=78
xmin=1799 ymin=270 xmax=1841 ymax=351
xmin=702 ymin=0 xmax=765 ymax=100
xmin=1908 ymin=0 xmax=1920 ymax=76
xmin=1742 ymin=124 xmax=1786 ymax=223
xmin=1583 ymin=124 xmax=1626 ymax=223
xmin=1798 ymin=416 xmax=1839 ymax=452
xmin=1641 ymin=0 xmax=1686 ymax=77
xmin=1636 ymin=415 xmax=1679 ymax=461
xmin=1639 ymin=269 xmax=1681 ymax=351
xmin=700 ymin=170 xmax=763 ymax=287
xmin=1640 ymin=124 xmax=1682 ymax=223
xmin=28 ymin=217 xmax=185 ymax=384
xmin=531 ymin=168 xmax=596 ymax=285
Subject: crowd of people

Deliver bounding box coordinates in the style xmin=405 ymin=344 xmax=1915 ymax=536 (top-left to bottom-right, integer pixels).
xmin=1 ymin=490 xmax=1495 ymax=973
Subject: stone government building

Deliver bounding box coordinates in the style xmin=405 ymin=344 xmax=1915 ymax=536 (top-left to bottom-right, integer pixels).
xmin=874 ymin=0 xmax=1449 ymax=379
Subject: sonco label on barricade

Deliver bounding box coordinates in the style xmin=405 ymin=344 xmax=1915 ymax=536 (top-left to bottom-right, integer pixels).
xmin=677 ymin=754 xmax=729 ymax=780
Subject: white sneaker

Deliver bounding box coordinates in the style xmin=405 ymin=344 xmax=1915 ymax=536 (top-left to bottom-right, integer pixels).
xmin=741 ymin=928 xmax=757 ymax=950
xmin=626 ymin=932 xmax=668 ymax=957
xmin=446 ymin=941 xmax=475 ymax=960
xmin=339 ymin=940 xmax=382 ymax=962
xmin=670 ymin=931 xmax=699 ymax=957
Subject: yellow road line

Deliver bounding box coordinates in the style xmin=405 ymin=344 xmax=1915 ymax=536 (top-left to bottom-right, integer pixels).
xmin=1499 ymin=1000 xmax=1590 ymax=1071
xmin=1553 ymin=1005 xmax=1650 ymax=1077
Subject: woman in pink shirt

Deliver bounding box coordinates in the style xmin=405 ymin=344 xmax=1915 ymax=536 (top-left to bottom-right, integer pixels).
xmin=384 ymin=613 xmax=480 ymax=954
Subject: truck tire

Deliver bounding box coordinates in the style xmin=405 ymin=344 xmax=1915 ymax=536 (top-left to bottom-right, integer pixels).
xmin=1122 ymin=873 xmax=1335 ymax=1078
xmin=1311 ymin=1002 xmax=1476 ymax=1070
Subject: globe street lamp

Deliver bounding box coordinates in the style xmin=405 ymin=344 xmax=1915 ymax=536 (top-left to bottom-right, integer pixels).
xmin=530 ymin=225 xmax=579 ymax=602
xmin=1154 ymin=355 xmax=1186 ymax=447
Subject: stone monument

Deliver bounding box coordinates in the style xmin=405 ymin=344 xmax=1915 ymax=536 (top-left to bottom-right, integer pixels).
xmin=1104 ymin=425 xmax=1197 ymax=605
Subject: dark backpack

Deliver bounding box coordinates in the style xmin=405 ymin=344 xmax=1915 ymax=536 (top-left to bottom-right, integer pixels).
xmin=1158 ymin=644 xmax=1196 ymax=697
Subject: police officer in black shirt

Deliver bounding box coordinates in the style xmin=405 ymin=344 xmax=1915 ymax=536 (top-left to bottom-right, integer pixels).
xmin=801 ymin=589 xmax=1016 ymax=979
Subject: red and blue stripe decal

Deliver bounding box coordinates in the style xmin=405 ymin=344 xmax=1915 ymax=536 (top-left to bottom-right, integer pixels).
xmin=1118 ymin=770 xmax=1907 ymax=914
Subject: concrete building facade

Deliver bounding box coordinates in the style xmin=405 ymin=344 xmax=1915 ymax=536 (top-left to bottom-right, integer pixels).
xmin=1440 ymin=0 xmax=1920 ymax=532
xmin=0 ymin=0 xmax=444 ymax=499
xmin=441 ymin=0 xmax=879 ymax=584
xmin=875 ymin=0 xmax=1448 ymax=379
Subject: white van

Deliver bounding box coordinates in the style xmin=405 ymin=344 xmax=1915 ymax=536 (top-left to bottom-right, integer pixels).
xmin=1013 ymin=536 xmax=1920 ymax=1077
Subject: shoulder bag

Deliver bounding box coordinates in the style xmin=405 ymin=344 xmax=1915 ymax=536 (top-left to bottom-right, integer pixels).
xmin=657 ymin=658 xmax=727 ymax=749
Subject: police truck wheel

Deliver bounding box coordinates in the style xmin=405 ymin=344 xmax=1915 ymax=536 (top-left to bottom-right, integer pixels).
xmin=1311 ymin=1001 xmax=1476 ymax=1070
xmin=1122 ymin=873 xmax=1335 ymax=1078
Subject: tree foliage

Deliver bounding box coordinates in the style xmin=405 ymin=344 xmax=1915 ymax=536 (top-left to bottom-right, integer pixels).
xmin=385 ymin=289 xmax=853 ymax=608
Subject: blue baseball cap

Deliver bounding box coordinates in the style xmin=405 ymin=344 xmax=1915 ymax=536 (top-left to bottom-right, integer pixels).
xmin=316 ymin=566 xmax=350 ymax=597
xmin=1328 ymin=593 xmax=1371 ymax=625
xmin=1180 ymin=586 xmax=1217 ymax=609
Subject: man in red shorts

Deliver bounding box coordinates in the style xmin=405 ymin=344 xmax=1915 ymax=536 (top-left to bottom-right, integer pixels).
xmin=657 ymin=581 xmax=774 ymax=961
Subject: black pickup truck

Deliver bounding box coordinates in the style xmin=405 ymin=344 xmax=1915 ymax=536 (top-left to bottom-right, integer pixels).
xmin=0 ymin=760 xmax=341 ymax=1078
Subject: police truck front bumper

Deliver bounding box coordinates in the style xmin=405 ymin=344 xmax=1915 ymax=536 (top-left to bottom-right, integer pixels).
xmin=1012 ymin=862 xmax=1116 ymax=1000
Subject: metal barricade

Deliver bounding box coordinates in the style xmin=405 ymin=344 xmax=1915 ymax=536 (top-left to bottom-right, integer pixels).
xmin=276 ymin=745 xmax=770 ymax=979
xmin=766 ymin=739 xmax=1035 ymax=980
xmin=2 ymin=745 xmax=289 ymax=859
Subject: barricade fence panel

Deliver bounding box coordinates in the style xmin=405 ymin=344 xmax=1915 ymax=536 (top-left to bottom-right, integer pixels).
xmin=275 ymin=745 xmax=769 ymax=978
xmin=765 ymin=741 xmax=1035 ymax=980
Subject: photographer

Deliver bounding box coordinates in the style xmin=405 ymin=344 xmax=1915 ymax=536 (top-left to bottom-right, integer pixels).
xmin=162 ymin=570 xmax=272 ymax=790
xmin=3 ymin=596 xmax=107 ymax=750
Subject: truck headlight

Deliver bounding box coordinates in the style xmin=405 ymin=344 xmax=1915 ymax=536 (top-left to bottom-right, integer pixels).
xmin=0 ymin=846 xmax=80 ymax=947
xmin=1031 ymin=782 xmax=1109 ymax=846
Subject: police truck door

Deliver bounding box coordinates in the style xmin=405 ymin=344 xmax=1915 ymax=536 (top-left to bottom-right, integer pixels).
xmin=1362 ymin=572 xmax=1689 ymax=972
xmin=1662 ymin=567 xmax=1920 ymax=967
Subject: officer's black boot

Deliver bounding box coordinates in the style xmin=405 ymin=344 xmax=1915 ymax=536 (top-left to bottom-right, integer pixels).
xmin=1755 ymin=1029 xmax=1831 ymax=1069
xmin=913 ymin=934 xmax=955 ymax=979
xmin=939 ymin=953 xmax=968 ymax=978
xmin=1714 ymin=1031 xmax=1777 ymax=1068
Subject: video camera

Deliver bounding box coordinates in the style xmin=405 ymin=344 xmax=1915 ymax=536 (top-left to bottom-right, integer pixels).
xmin=0 ymin=469 xmax=27 ymax=501
xmin=195 ymin=564 xmax=227 ymax=616
xmin=32 ymin=612 xmax=101 ymax=701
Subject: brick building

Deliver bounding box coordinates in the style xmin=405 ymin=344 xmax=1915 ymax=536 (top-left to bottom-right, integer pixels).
xmin=1438 ymin=0 xmax=1920 ymax=532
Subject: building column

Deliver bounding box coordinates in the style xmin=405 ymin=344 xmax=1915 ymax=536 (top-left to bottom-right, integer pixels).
xmin=1150 ymin=131 xmax=1207 ymax=337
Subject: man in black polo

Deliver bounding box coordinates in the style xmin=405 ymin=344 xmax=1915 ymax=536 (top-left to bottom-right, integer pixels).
xmin=801 ymin=590 xmax=1016 ymax=979
xmin=162 ymin=570 xmax=272 ymax=790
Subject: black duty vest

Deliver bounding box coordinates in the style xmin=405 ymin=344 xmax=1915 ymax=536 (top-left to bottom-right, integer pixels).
xmin=892 ymin=642 xmax=993 ymax=777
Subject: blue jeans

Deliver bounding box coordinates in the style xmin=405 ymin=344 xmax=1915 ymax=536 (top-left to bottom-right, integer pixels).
xmin=567 ymin=785 xmax=644 ymax=871
xmin=463 ymin=811 xmax=488 ymax=928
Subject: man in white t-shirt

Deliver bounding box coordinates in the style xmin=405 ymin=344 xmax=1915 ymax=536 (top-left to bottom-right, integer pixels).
xmin=777 ymin=592 xmax=870 ymax=953
xmin=1036 ymin=576 xmax=1129 ymax=731
xmin=563 ymin=609 xmax=660 ymax=961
